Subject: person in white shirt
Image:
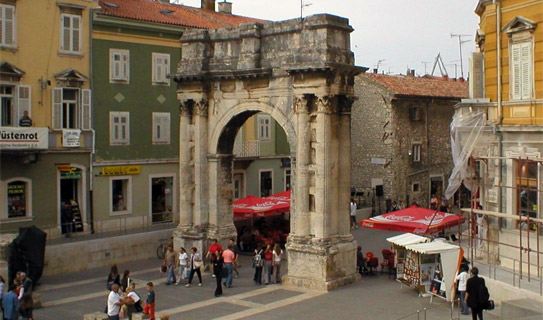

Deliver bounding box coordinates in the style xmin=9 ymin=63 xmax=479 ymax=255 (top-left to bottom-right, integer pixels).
xmin=125 ymin=283 xmax=141 ymax=320
xmin=350 ymin=199 xmax=358 ymax=229
xmin=176 ymin=247 xmax=188 ymax=285
xmin=455 ymin=266 xmax=469 ymax=315
xmin=107 ymin=283 xmax=124 ymax=320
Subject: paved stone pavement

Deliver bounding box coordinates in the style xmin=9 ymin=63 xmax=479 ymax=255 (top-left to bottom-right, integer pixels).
xmin=33 ymin=228 xmax=501 ymax=320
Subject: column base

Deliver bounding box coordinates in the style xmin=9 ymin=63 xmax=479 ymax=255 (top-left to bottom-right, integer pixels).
xmin=173 ymin=224 xmax=237 ymax=255
xmin=283 ymin=235 xmax=359 ymax=291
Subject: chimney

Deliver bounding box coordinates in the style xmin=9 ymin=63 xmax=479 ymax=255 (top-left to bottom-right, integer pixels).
xmin=373 ymin=68 xmax=378 ymax=74
xmin=407 ymin=69 xmax=415 ymax=77
xmin=201 ymin=0 xmax=215 ymax=11
xmin=218 ymin=1 xmax=232 ymax=14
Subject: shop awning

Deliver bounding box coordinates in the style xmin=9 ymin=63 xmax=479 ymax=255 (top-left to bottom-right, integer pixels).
xmin=233 ymin=190 xmax=291 ymax=219
xmin=404 ymin=240 xmax=460 ymax=254
xmin=361 ymin=205 xmax=465 ymax=234
xmin=386 ymin=233 xmax=430 ymax=247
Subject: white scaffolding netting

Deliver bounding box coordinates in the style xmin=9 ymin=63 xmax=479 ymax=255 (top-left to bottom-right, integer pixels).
xmin=444 ymin=111 xmax=486 ymax=200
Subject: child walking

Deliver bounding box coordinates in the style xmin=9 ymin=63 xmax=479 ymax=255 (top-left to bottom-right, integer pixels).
xmin=143 ymin=282 xmax=155 ymax=320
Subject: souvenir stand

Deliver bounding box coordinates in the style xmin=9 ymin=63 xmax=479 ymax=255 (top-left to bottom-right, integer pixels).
xmin=388 ymin=234 xmax=463 ymax=302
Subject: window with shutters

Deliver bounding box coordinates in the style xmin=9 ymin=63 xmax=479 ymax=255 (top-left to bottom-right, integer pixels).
xmin=257 ymin=114 xmax=271 ymax=141
xmin=51 ymin=88 xmax=91 ymax=130
xmin=152 ymin=53 xmax=170 ymax=85
xmin=0 ymin=4 xmax=16 ymax=48
xmin=0 ymin=85 xmax=31 ymax=127
xmin=110 ymin=112 xmax=129 ymax=145
xmin=510 ymin=41 xmax=533 ymax=101
xmin=152 ymin=112 xmax=170 ymax=144
xmin=60 ymin=14 xmax=81 ymax=54
xmin=110 ymin=49 xmax=129 ymax=83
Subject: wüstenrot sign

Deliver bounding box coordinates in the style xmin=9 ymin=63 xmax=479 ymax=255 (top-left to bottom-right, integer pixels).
xmin=0 ymin=127 xmax=48 ymax=149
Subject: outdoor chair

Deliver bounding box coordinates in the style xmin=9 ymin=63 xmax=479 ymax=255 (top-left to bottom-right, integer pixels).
xmin=380 ymin=249 xmax=393 ymax=273
xmin=365 ymin=252 xmax=378 ymax=275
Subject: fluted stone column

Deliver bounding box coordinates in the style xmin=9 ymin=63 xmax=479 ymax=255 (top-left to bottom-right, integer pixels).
xmin=177 ymin=101 xmax=193 ymax=231
xmin=338 ymin=96 xmax=354 ymax=236
xmin=193 ymin=99 xmax=209 ymax=228
xmin=291 ymin=95 xmax=311 ymax=239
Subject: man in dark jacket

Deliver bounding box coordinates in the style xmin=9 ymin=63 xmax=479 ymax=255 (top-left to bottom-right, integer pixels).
xmin=465 ymin=267 xmax=486 ymax=320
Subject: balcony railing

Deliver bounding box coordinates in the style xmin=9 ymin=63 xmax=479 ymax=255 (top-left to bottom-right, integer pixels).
xmin=233 ymin=139 xmax=260 ymax=157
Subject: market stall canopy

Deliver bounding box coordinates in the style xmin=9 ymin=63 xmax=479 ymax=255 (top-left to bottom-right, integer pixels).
xmin=386 ymin=233 xmax=430 ymax=247
xmin=233 ymin=190 xmax=291 ymax=219
xmin=405 ymin=240 xmax=464 ymax=302
xmin=361 ymin=206 xmax=465 ymax=234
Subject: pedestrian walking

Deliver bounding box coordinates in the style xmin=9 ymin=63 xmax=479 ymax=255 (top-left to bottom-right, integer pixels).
xmin=455 ymin=265 xmax=470 ymax=315
xmin=263 ymin=245 xmax=273 ymax=285
xmin=213 ymin=249 xmax=224 ymax=297
xmin=253 ymin=246 xmax=264 ymax=284
xmin=222 ymin=246 xmax=235 ymax=288
xmin=107 ymin=283 xmax=124 ymax=320
xmin=143 ymin=282 xmax=155 ymax=320
xmin=186 ymin=247 xmax=203 ymax=287
xmin=18 ymin=293 xmax=33 ymax=320
xmin=176 ymin=247 xmax=188 ymax=285
xmin=16 ymin=272 xmax=32 ymax=297
xmin=228 ymin=239 xmax=241 ymax=278
xmin=107 ymin=265 xmax=121 ymax=291
xmin=466 ymin=267 xmax=485 ymax=320
xmin=272 ymin=244 xmax=283 ymax=283
xmin=1 ymin=284 xmax=19 ymax=320
xmin=121 ymin=270 xmax=130 ymax=292
xmin=350 ymin=199 xmax=358 ymax=229
xmin=206 ymin=239 xmax=223 ymax=278
xmin=164 ymin=245 xmax=177 ymax=285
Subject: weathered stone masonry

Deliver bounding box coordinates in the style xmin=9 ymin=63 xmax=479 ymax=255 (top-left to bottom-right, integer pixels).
xmin=172 ymin=14 xmax=364 ymax=290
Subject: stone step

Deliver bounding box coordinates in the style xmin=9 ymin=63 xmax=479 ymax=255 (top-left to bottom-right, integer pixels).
xmin=83 ymin=312 xmax=108 ymax=320
xmin=501 ymin=299 xmax=543 ymax=320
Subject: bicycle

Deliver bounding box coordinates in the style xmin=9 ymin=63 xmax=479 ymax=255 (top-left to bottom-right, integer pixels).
xmin=157 ymin=237 xmax=173 ymax=260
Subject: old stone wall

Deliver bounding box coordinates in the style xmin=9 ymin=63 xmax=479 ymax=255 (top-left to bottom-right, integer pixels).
xmin=351 ymin=76 xmax=395 ymax=208
xmin=353 ymin=75 xmax=459 ymax=210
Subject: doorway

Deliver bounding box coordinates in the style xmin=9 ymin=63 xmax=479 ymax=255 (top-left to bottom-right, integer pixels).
xmin=59 ymin=167 xmax=83 ymax=234
xmin=151 ymin=176 xmax=174 ymax=223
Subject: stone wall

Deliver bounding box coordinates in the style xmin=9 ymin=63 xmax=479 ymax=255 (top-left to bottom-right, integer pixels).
xmin=42 ymin=228 xmax=174 ymax=276
xmin=352 ymin=74 xmax=459 ymax=210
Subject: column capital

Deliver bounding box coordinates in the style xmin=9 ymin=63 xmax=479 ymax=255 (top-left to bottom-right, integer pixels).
xmin=180 ymin=100 xmax=191 ymax=116
xmin=316 ymin=95 xmax=337 ymax=114
xmin=338 ymin=96 xmax=355 ymax=114
xmin=194 ymin=99 xmax=209 ymax=116
xmin=294 ymin=95 xmax=310 ymax=114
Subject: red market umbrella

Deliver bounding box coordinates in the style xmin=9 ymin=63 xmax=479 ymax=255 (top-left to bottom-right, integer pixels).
xmin=233 ymin=191 xmax=290 ymax=219
xmin=360 ymin=205 xmax=465 ymax=235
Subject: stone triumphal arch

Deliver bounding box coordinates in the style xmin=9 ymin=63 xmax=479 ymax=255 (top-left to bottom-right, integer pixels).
xmin=172 ymin=14 xmax=363 ymax=290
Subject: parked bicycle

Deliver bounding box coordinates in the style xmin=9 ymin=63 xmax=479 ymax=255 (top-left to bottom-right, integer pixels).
xmin=157 ymin=237 xmax=173 ymax=260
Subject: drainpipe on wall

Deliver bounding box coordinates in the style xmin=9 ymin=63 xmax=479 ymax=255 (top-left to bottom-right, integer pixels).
xmin=88 ymin=6 xmax=100 ymax=234
xmin=426 ymin=100 xmax=430 ymax=204
xmin=495 ymin=0 xmax=504 ymax=220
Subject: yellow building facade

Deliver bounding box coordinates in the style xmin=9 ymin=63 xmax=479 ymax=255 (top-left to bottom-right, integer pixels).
xmin=1 ymin=0 xmax=97 ymax=236
xmin=476 ymin=0 xmax=542 ymax=124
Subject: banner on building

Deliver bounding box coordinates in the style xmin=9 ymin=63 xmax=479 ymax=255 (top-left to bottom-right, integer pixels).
xmin=62 ymin=129 xmax=81 ymax=147
xmin=0 ymin=127 xmax=49 ymax=150
xmin=100 ymin=165 xmax=141 ymax=176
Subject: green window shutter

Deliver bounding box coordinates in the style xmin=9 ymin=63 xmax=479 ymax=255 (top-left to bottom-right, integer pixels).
xmin=52 ymin=88 xmax=63 ymax=129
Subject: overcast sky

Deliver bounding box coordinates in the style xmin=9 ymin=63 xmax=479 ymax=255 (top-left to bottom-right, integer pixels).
xmin=179 ymin=0 xmax=479 ymax=77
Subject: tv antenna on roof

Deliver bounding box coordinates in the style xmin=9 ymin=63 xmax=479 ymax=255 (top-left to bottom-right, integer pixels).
xmin=450 ymin=33 xmax=471 ymax=79
xmin=431 ymin=53 xmax=448 ymax=77
xmin=301 ymin=0 xmax=312 ymax=19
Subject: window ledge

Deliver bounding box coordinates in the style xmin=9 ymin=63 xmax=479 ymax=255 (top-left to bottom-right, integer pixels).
xmin=110 ymin=80 xmax=129 ymax=84
xmin=58 ymin=51 xmax=83 ymax=58
xmin=110 ymin=142 xmax=130 ymax=146
xmin=152 ymin=141 xmax=171 ymax=145
xmin=152 ymin=82 xmax=170 ymax=86
xmin=0 ymin=45 xmax=18 ymax=52
xmin=109 ymin=211 xmax=132 ymax=217
xmin=0 ymin=216 xmax=33 ymax=224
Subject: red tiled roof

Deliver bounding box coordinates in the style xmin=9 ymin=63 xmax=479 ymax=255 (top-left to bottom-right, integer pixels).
xmin=98 ymin=0 xmax=265 ymax=29
xmin=363 ymin=73 xmax=468 ymax=99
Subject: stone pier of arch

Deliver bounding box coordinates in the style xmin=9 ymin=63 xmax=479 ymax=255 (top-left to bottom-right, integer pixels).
xmin=172 ymin=14 xmax=365 ymax=291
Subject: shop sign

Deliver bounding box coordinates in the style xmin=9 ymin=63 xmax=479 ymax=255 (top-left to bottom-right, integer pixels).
xmin=61 ymin=167 xmax=81 ymax=179
xmin=8 ymin=182 xmax=25 ymax=194
xmin=62 ymin=129 xmax=81 ymax=147
xmin=101 ymin=165 xmax=141 ymax=176
xmin=0 ymin=127 xmax=48 ymax=150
